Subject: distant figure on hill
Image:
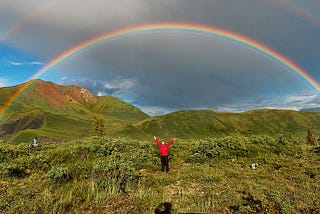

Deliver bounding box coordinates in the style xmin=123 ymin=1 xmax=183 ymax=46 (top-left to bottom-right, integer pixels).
xmin=33 ymin=137 xmax=38 ymax=146
xmin=153 ymin=136 xmax=175 ymax=172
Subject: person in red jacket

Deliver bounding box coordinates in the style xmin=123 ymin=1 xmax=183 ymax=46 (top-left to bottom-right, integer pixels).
xmin=153 ymin=136 xmax=175 ymax=172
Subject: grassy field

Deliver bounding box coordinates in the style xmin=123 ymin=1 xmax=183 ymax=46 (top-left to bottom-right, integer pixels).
xmin=1 ymin=135 xmax=319 ymax=213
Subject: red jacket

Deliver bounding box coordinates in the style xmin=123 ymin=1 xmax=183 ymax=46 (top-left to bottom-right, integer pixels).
xmin=154 ymin=138 xmax=174 ymax=156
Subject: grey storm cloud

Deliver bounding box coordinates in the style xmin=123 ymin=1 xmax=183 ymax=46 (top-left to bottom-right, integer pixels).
xmin=56 ymin=32 xmax=309 ymax=109
xmin=1 ymin=0 xmax=320 ymax=114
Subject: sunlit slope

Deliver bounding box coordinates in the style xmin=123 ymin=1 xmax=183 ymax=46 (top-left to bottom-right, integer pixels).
xmin=130 ymin=109 xmax=320 ymax=138
xmin=93 ymin=96 xmax=149 ymax=122
xmin=0 ymin=80 xmax=149 ymax=142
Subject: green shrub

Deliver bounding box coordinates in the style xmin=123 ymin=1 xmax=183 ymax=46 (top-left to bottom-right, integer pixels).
xmin=186 ymin=137 xmax=254 ymax=163
xmin=48 ymin=166 xmax=72 ymax=183
xmin=0 ymin=146 xmax=21 ymax=161
xmin=93 ymin=153 xmax=139 ymax=193
xmin=24 ymin=153 xmax=52 ymax=171
xmin=186 ymin=136 xmax=304 ymax=164
xmin=272 ymin=144 xmax=303 ymax=157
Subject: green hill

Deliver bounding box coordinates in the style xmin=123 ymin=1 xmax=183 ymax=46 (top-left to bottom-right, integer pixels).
xmin=128 ymin=109 xmax=320 ymax=139
xmin=1 ymin=79 xmax=320 ymax=142
xmin=0 ymin=80 xmax=149 ymax=142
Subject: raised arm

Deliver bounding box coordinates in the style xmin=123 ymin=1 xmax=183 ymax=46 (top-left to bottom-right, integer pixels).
xmin=153 ymin=136 xmax=161 ymax=147
xmin=167 ymin=138 xmax=175 ymax=146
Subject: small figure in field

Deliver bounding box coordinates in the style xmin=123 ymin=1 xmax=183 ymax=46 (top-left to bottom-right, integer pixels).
xmin=33 ymin=137 xmax=38 ymax=146
xmin=153 ymin=136 xmax=175 ymax=172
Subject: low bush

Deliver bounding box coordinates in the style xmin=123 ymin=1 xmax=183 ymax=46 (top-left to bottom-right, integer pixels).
xmin=186 ymin=136 xmax=305 ymax=164
xmin=0 ymin=146 xmax=21 ymax=161
xmin=186 ymin=137 xmax=259 ymax=163
xmin=48 ymin=166 xmax=72 ymax=183
xmin=93 ymin=152 xmax=140 ymax=193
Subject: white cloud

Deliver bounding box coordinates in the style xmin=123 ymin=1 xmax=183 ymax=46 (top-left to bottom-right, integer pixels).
xmin=58 ymin=77 xmax=136 ymax=99
xmin=97 ymin=91 xmax=106 ymax=96
xmin=284 ymin=94 xmax=320 ymax=109
xmin=30 ymin=61 xmax=43 ymax=65
xmin=9 ymin=61 xmax=22 ymax=66
xmin=9 ymin=61 xmax=43 ymax=66
xmin=137 ymin=105 xmax=176 ymax=116
xmin=0 ymin=78 xmax=9 ymax=87
xmin=285 ymin=94 xmax=318 ymax=104
xmin=213 ymin=93 xmax=320 ymax=113
xmin=105 ymin=79 xmax=135 ymax=91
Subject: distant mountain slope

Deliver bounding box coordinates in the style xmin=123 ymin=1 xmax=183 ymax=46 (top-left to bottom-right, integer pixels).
xmin=0 ymin=79 xmax=149 ymax=141
xmin=93 ymin=96 xmax=149 ymax=122
xmin=128 ymin=109 xmax=320 ymax=139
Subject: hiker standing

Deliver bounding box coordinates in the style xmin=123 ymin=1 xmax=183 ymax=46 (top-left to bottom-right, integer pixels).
xmin=33 ymin=137 xmax=38 ymax=146
xmin=153 ymin=136 xmax=175 ymax=172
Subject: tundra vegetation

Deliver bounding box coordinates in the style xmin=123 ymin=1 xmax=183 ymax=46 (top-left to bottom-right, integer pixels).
xmin=0 ymin=132 xmax=319 ymax=213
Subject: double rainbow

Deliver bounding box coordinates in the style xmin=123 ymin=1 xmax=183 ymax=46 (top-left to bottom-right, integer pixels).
xmin=1 ymin=22 xmax=319 ymax=117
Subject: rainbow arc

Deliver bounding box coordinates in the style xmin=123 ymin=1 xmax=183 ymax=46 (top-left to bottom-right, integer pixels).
xmin=1 ymin=22 xmax=319 ymax=117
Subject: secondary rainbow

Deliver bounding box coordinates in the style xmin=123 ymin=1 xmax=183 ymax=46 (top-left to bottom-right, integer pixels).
xmin=1 ymin=22 xmax=319 ymax=117
xmin=1 ymin=1 xmax=58 ymax=41
xmin=277 ymin=0 xmax=320 ymax=27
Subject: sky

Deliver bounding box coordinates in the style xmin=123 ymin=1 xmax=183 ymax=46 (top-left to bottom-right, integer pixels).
xmin=1 ymin=0 xmax=320 ymax=115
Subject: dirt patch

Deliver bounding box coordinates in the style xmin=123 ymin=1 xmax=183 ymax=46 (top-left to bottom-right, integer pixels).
xmin=36 ymin=80 xmax=96 ymax=107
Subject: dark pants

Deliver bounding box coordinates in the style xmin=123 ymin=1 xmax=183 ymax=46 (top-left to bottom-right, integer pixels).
xmin=160 ymin=156 xmax=169 ymax=172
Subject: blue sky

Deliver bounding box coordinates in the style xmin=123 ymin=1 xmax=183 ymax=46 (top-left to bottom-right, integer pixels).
xmin=0 ymin=44 xmax=44 ymax=86
xmin=1 ymin=0 xmax=320 ymax=115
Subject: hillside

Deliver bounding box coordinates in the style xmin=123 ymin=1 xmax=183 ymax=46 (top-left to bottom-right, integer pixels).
xmin=0 ymin=79 xmax=149 ymax=142
xmin=128 ymin=109 xmax=320 ymax=139
xmin=1 ymin=79 xmax=320 ymax=142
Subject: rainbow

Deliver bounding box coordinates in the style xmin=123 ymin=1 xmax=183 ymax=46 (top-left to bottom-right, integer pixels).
xmin=1 ymin=22 xmax=319 ymax=118
xmin=1 ymin=1 xmax=58 ymax=41
xmin=277 ymin=0 xmax=320 ymax=27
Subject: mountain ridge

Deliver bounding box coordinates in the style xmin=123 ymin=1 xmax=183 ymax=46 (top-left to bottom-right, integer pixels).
xmin=1 ymin=79 xmax=320 ymax=142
